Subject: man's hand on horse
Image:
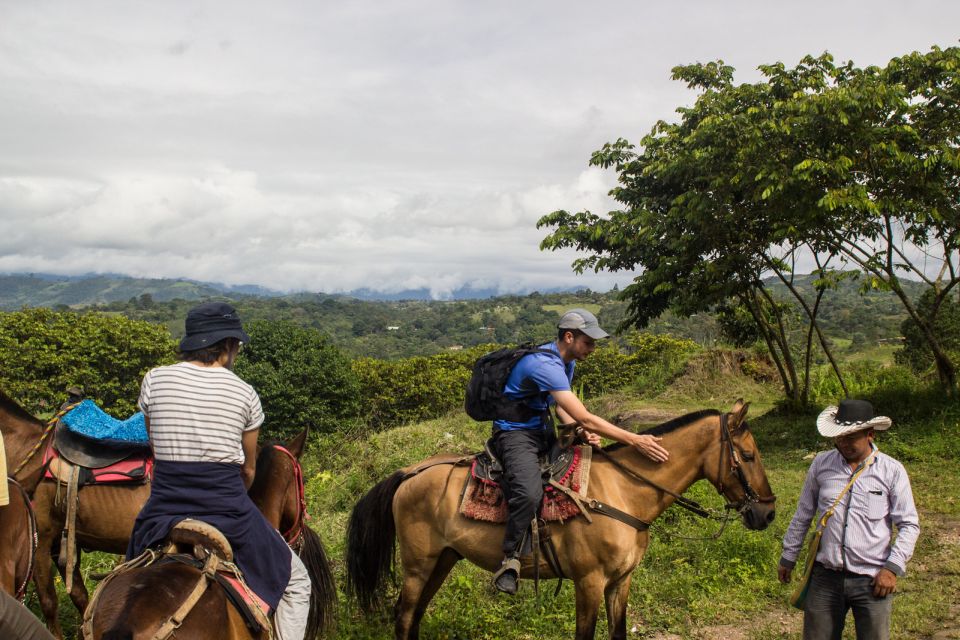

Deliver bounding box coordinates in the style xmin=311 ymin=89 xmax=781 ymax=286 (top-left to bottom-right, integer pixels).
xmin=631 ymin=434 xmax=669 ymax=462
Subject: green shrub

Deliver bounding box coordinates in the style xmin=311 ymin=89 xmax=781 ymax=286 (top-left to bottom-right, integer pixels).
xmin=234 ymin=320 xmax=362 ymax=439
xmin=0 ymin=308 xmax=176 ymax=416
xmin=352 ymin=347 xmax=485 ymax=430
xmin=576 ymin=331 xmax=699 ymax=397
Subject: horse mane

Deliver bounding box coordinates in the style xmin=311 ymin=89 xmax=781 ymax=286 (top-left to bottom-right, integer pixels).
xmin=603 ymin=409 xmax=721 ymax=452
xmin=0 ymin=388 xmax=43 ymax=425
xmin=254 ymin=438 xmax=284 ymax=478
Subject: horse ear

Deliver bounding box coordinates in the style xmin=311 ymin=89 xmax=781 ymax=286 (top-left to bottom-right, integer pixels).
xmin=729 ymin=399 xmax=750 ymax=430
xmin=285 ymin=427 xmax=309 ymax=459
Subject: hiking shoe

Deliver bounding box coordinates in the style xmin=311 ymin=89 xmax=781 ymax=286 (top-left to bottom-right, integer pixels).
xmin=493 ymin=557 xmax=521 ymax=595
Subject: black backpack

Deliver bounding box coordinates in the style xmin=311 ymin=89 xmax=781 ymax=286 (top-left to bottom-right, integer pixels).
xmin=464 ymin=343 xmax=561 ymax=422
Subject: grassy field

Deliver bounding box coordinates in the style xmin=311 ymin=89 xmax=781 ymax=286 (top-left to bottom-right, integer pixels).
xmin=40 ymin=357 xmax=960 ymax=639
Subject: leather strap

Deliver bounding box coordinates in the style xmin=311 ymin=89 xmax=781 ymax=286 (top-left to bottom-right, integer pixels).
xmin=150 ymin=553 xmax=220 ymax=640
xmin=62 ymin=465 xmax=80 ymax=593
xmin=547 ymin=478 xmax=593 ymax=523
xmin=818 ymin=450 xmax=876 ymax=531
xmin=586 ymin=498 xmax=650 ymax=532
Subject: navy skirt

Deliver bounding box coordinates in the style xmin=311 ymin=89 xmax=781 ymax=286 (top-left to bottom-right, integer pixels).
xmin=127 ymin=460 xmax=292 ymax=611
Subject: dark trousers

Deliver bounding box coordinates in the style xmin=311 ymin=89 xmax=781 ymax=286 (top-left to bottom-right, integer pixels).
xmin=493 ymin=427 xmax=556 ymax=556
xmin=803 ymin=563 xmax=893 ymax=640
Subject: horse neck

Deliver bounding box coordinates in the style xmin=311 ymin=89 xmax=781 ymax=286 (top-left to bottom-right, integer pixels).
xmin=0 ymin=400 xmax=48 ymax=486
xmin=603 ymin=417 xmax=718 ymax=523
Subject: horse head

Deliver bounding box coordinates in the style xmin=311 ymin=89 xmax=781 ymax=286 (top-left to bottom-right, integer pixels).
xmin=702 ymin=399 xmax=776 ymax=531
xmin=247 ymin=427 xmax=309 ymax=545
xmin=246 ymin=426 xmax=337 ymax=637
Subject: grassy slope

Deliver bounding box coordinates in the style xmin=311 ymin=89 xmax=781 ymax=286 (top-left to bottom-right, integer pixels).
xmin=48 ymin=357 xmax=959 ymax=639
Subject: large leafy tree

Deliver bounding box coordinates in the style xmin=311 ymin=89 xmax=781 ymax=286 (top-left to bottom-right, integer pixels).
xmin=540 ymin=46 xmax=960 ymax=401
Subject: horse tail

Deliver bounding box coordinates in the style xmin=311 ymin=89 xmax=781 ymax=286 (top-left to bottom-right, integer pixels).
xmin=345 ymin=470 xmax=406 ymax=612
xmin=298 ymin=524 xmax=337 ymax=637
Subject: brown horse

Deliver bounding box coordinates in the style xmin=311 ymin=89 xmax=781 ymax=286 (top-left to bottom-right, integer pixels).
xmin=346 ymin=400 xmax=776 ymax=640
xmin=83 ymin=431 xmax=336 ymax=639
xmin=0 ymin=478 xmax=37 ymax=601
xmin=0 ymin=390 xmax=151 ymax=639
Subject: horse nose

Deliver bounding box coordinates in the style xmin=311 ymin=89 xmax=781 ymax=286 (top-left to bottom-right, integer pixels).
xmin=766 ymin=509 xmax=776 ymax=524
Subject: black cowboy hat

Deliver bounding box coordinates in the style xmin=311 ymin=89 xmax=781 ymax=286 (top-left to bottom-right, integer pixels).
xmin=179 ymin=302 xmax=250 ymax=352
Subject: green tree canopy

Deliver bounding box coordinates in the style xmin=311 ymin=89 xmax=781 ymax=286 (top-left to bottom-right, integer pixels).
xmin=234 ymin=319 xmax=362 ymax=438
xmin=540 ymin=45 xmax=960 ymax=401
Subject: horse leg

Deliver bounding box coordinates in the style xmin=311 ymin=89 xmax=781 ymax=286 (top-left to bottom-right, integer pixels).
xmin=33 ymin=495 xmax=65 ymax=639
xmin=394 ymin=548 xmax=459 ymax=640
xmin=604 ymin=572 xmax=633 ymax=640
xmin=407 ymin=548 xmax=460 ymax=640
xmin=32 ymin=544 xmax=63 ymax=639
xmin=573 ymin=574 xmax=605 ymax=640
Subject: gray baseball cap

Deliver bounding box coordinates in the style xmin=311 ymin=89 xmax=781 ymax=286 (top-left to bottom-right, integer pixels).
xmin=557 ymin=308 xmax=609 ymax=339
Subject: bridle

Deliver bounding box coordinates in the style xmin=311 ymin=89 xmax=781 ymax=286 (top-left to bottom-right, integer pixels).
xmin=272 ymin=445 xmax=308 ymax=552
xmin=592 ymin=412 xmax=776 ymax=526
xmin=717 ymin=413 xmax=777 ymax=515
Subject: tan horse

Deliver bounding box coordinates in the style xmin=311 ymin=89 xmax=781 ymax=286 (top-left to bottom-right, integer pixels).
xmin=346 ymin=400 xmax=776 ymax=640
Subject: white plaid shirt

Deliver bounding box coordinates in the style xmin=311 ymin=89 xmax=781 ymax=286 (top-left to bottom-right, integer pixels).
xmin=780 ymin=446 xmax=919 ymax=576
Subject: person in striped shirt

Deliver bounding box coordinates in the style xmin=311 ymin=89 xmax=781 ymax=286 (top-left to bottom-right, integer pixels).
xmin=127 ymin=302 xmax=311 ymax=640
xmin=778 ymin=399 xmax=920 ymax=640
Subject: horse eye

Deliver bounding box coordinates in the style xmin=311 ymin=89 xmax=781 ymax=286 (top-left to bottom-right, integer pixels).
xmin=741 ymin=451 xmax=756 ymax=462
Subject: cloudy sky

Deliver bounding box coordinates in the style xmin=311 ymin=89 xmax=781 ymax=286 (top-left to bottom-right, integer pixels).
xmin=1 ymin=1 xmax=958 ymax=297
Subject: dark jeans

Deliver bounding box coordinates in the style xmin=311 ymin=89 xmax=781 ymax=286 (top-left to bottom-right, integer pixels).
xmin=803 ymin=563 xmax=893 ymax=640
xmin=493 ymin=427 xmax=556 ymax=556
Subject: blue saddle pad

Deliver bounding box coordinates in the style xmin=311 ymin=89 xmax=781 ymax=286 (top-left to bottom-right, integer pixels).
xmin=61 ymin=400 xmax=149 ymax=446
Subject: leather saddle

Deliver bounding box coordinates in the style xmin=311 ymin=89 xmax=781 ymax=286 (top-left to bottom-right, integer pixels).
xmin=54 ymin=400 xmax=150 ymax=469
xmin=473 ymin=438 xmax=579 ymax=487
xmin=54 ymin=424 xmax=148 ymax=469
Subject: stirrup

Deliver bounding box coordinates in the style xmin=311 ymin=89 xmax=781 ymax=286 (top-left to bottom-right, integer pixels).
xmin=493 ymin=557 xmax=521 ymax=595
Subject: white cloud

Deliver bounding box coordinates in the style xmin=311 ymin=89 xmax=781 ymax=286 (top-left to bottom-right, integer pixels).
xmin=1 ymin=0 xmax=958 ymax=295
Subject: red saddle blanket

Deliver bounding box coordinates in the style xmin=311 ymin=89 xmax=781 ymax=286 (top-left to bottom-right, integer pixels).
xmin=220 ymin=572 xmax=271 ymax=616
xmin=459 ymin=445 xmax=592 ymax=523
xmin=44 ymin=446 xmax=154 ymax=485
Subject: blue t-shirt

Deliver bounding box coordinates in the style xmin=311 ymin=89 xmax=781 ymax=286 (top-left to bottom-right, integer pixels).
xmin=493 ymin=342 xmax=574 ymax=431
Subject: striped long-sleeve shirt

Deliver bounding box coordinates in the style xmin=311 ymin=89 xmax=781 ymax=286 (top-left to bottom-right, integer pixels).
xmin=780 ymin=446 xmax=919 ymax=576
xmin=138 ymin=362 xmax=264 ymax=465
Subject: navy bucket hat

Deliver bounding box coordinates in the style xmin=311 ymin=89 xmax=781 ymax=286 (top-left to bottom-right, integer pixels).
xmin=179 ymin=302 xmax=250 ymax=352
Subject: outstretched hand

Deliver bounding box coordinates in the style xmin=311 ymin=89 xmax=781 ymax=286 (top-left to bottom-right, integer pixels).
xmin=633 ymin=434 xmax=669 ymax=462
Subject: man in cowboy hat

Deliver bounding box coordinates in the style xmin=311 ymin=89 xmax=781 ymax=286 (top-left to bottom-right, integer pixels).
xmin=778 ymin=399 xmax=920 ymax=640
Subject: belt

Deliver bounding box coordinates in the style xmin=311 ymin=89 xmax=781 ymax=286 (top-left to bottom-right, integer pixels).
xmin=814 ymin=562 xmax=873 ymax=579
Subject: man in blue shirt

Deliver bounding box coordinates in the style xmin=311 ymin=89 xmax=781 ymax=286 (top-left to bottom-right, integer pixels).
xmin=492 ymin=308 xmax=670 ymax=595
xmin=778 ymin=399 xmax=919 ymax=640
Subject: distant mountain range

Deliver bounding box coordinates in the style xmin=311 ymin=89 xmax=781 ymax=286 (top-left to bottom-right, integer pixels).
xmin=0 ymin=273 xmax=584 ymax=309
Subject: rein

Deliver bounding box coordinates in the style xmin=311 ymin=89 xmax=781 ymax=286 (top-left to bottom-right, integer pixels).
xmin=272 ymin=445 xmax=308 ymax=550
xmin=8 ymin=477 xmax=38 ymax=602
xmin=10 ymin=401 xmax=81 ymax=478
